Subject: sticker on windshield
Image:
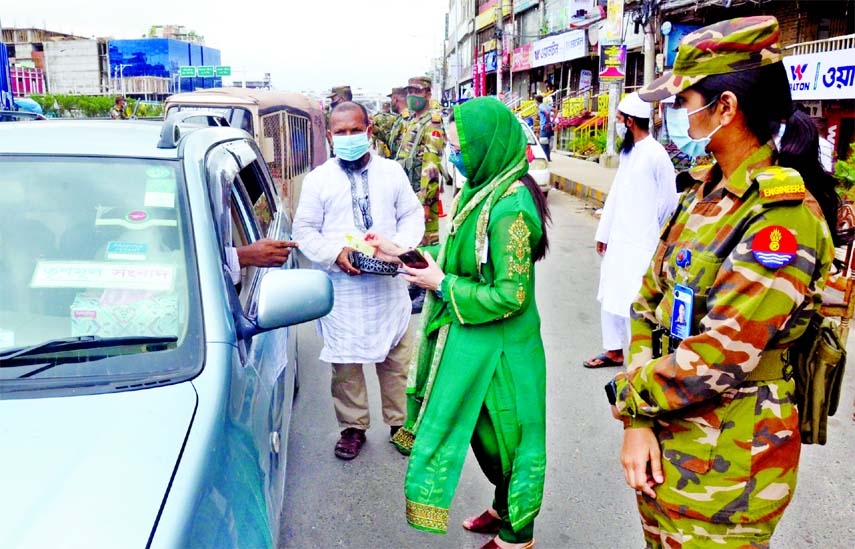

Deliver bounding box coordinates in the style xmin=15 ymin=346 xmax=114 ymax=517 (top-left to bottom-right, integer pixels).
xmin=144 ymin=177 xmax=176 ymax=208
xmin=105 ymin=241 xmax=148 ymax=261
xmin=145 ymin=166 xmax=173 ymax=179
xmin=31 ymin=261 xmax=175 ymax=291
xmin=95 ymin=206 xmax=177 ymax=229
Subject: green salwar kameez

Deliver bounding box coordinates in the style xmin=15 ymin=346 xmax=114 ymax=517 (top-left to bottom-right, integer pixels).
xmin=393 ymin=98 xmax=547 ymax=543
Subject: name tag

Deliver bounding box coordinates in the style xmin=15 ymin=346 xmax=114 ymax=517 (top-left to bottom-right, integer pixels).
xmin=670 ymin=284 xmax=694 ymax=341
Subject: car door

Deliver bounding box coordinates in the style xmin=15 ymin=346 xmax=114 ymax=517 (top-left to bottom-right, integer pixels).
xmin=223 ymin=139 xmax=296 ymax=536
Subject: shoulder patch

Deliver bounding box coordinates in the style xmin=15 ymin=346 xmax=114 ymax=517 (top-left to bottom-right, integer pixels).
xmin=431 ymin=111 xmax=442 ymax=123
xmin=751 ymin=225 xmax=797 ymax=268
xmin=431 ymin=130 xmax=442 ymax=139
xmin=755 ymin=166 xmax=806 ymax=203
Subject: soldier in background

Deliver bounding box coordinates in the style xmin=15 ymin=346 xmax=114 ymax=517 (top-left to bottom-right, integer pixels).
xmin=394 ymin=76 xmax=445 ymax=248
xmin=387 ymin=86 xmax=410 ymax=159
xmin=325 ymin=85 xmax=353 ymax=156
xmin=372 ymin=100 xmax=396 ymax=158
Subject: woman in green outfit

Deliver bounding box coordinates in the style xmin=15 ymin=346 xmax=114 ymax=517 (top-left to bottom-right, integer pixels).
xmin=367 ymin=96 xmax=550 ymax=549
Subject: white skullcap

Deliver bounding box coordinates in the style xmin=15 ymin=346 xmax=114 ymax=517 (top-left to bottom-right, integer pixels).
xmin=617 ymin=92 xmax=650 ymax=119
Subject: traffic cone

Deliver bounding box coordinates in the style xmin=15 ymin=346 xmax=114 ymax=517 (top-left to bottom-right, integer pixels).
xmin=438 ymin=197 xmax=447 ymax=218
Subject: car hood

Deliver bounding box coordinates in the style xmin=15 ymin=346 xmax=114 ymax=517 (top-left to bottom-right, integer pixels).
xmin=0 ymin=382 xmax=197 ymax=547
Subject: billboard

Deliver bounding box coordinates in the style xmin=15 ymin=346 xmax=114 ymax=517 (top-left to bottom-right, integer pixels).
xmin=785 ymin=49 xmax=855 ymax=101
xmin=0 ymin=43 xmax=13 ymax=110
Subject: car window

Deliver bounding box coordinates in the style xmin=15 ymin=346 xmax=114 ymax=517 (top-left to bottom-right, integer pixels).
xmin=0 ymin=156 xmax=202 ymax=388
xmin=225 ymin=140 xmax=278 ymax=237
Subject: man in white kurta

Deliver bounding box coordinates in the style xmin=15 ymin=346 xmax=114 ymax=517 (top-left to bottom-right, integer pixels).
xmin=584 ymin=92 xmax=678 ymax=368
xmin=293 ymin=102 xmax=424 ymax=459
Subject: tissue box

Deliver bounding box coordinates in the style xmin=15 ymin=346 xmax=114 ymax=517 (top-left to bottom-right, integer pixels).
xmin=71 ymin=291 xmax=179 ymax=337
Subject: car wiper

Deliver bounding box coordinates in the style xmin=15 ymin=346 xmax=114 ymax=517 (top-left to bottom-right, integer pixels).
xmin=0 ymin=335 xmax=178 ymax=363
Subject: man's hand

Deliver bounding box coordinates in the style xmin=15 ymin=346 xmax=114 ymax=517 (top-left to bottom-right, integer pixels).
xmin=596 ymin=241 xmax=607 ymax=256
xmin=336 ymin=246 xmax=361 ymax=275
xmin=621 ymin=427 xmax=664 ymax=499
xmin=237 ymin=239 xmax=297 ymax=268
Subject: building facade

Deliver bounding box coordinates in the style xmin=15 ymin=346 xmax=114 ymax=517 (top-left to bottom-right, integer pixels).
xmin=107 ymin=38 xmax=222 ymax=96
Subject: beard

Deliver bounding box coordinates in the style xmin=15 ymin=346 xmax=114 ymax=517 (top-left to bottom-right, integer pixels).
xmin=619 ymin=127 xmax=635 ymax=154
xmin=337 ymin=154 xmax=370 ymax=172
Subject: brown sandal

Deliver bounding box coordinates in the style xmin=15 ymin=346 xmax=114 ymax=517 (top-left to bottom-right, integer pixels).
xmin=463 ymin=509 xmax=502 ymax=534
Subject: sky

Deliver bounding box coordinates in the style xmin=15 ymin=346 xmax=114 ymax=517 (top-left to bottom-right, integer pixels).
xmin=2 ymin=0 xmax=448 ymax=96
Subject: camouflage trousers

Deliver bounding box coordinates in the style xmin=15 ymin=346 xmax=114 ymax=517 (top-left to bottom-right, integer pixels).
xmin=636 ymin=492 xmax=782 ymax=548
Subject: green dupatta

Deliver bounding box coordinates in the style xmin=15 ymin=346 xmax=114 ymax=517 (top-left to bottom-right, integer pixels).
xmin=391 ymin=97 xmax=533 ymax=532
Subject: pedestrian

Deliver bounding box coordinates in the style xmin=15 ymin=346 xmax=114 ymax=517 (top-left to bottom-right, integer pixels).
xmin=605 ymin=16 xmax=840 ymax=547
xmin=583 ymin=92 xmax=677 ymax=368
xmin=535 ymin=95 xmax=553 ymax=161
xmin=394 ymin=75 xmax=446 ymax=247
xmin=292 ymin=101 xmax=425 ymax=460
xmin=109 ymin=95 xmax=128 ymax=120
xmin=368 ymin=97 xmax=550 ymax=549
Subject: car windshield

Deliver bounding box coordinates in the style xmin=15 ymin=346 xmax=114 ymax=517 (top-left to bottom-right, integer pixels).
xmin=0 ymin=156 xmax=202 ymax=393
xmin=519 ymin=120 xmax=538 ymax=146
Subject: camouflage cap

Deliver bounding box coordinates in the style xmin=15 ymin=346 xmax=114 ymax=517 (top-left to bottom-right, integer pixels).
xmin=387 ymin=86 xmax=407 ymax=97
xmin=406 ymin=76 xmax=432 ymax=91
xmin=327 ymin=85 xmax=352 ymax=100
xmin=638 ymin=16 xmax=782 ymax=102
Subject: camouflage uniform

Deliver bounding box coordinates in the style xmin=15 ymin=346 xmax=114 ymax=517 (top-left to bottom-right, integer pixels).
xmin=372 ymin=111 xmax=397 ymax=158
xmin=395 ymin=109 xmax=445 ymax=246
xmin=388 ymin=109 xmax=409 ymax=159
xmin=611 ymin=17 xmax=836 ymax=548
xmin=325 ymin=85 xmax=352 ymax=156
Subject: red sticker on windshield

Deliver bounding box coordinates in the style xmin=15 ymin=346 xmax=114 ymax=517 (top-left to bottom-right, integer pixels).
xmin=751 ymin=226 xmax=796 ymax=268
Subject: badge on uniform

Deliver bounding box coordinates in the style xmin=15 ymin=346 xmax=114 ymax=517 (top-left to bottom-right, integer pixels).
xmin=676 ymin=248 xmax=692 ymax=268
xmin=751 ymin=225 xmax=797 ymax=268
xmin=670 ymin=284 xmax=694 ymax=341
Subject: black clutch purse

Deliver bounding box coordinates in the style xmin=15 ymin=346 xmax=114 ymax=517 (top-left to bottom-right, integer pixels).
xmin=348 ymin=251 xmax=399 ymax=276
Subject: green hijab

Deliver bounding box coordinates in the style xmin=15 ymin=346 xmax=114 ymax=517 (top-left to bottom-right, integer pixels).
xmin=455 ymin=97 xmax=530 ymax=209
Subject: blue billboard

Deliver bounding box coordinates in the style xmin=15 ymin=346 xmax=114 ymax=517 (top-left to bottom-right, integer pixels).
xmin=0 ymin=43 xmax=13 ymax=110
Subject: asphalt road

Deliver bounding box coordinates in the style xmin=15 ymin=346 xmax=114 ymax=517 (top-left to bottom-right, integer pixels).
xmin=279 ymin=188 xmax=855 ymax=548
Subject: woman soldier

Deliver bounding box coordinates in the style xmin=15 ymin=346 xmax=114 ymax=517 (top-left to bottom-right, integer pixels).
xmin=606 ymin=16 xmax=840 ymax=547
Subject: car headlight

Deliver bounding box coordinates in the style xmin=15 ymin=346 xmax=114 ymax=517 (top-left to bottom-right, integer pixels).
xmin=529 ymin=159 xmax=549 ymax=171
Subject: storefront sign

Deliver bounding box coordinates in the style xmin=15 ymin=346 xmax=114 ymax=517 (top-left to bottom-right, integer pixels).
xmin=512 ymin=44 xmax=532 ymax=72
xmin=603 ymin=0 xmax=624 ymax=44
xmin=530 ymin=30 xmax=586 ymax=68
xmin=484 ymin=51 xmax=498 ymax=73
xmin=579 ymin=69 xmax=593 ymax=90
xmin=785 ymin=49 xmax=855 ymax=100
xmin=664 ymin=24 xmax=702 ymax=67
xmin=599 ymin=44 xmax=627 ymax=80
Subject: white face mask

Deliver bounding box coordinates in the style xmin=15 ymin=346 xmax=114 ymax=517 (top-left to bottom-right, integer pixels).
xmin=616 ymin=122 xmax=627 ymax=140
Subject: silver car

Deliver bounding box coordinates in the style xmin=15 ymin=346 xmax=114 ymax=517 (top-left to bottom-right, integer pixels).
xmin=0 ymin=116 xmax=332 ymax=547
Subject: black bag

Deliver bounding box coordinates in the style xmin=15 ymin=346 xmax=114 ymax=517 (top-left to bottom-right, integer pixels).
xmin=787 ymin=313 xmax=847 ymax=445
xmin=347 ymin=251 xmax=399 ymax=276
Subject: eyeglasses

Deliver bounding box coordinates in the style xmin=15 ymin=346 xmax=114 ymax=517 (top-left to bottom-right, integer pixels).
xmin=357 ymin=196 xmax=373 ymax=229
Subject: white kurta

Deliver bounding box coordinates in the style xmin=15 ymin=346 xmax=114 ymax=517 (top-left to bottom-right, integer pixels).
xmin=293 ymin=154 xmax=425 ymax=363
xmin=595 ymin=135 xmax=678 ymax=317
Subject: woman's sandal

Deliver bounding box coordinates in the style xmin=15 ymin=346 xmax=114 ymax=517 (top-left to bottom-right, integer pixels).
xmin=462 ymin=509 xmax=502 ymax=534
xmin=479 ymin=539 xmax=535 ymax=549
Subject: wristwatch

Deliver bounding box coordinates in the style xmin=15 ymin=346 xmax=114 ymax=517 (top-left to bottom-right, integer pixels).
xmin=604 ymin=379 xmax=617 ymax=406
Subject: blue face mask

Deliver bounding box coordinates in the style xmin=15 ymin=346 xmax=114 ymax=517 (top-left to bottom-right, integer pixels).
xmin=665 ymin=98 xmax=722 ymax=158
xmin=448 ymin=147 xmax=467 ymax=178
xmin=332 ymin=132 xmax=370 ymax=161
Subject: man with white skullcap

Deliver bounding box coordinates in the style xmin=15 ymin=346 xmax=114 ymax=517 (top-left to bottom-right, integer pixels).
xmin=583 ymin=92 xmax=679 ymax=368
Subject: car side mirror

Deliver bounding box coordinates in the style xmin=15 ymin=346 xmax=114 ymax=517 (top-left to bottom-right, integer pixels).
xmin=249 ymin=269 xmax=333 ymax=335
